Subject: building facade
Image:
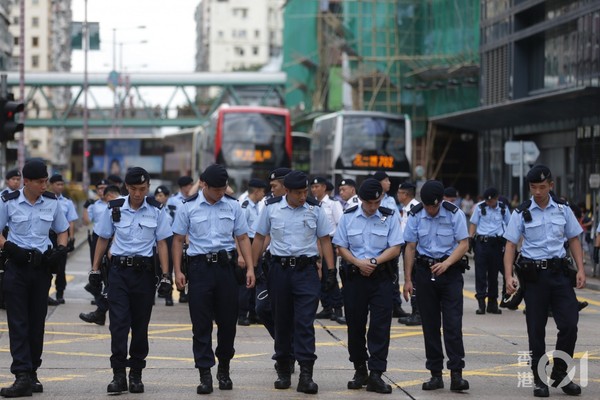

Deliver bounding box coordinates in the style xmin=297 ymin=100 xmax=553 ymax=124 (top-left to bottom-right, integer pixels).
xmin=0 ymin=0 xmax=12 ymax=71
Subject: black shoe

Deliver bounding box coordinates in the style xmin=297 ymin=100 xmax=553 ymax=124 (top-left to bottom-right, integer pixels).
xmin=297 ymin=362 xmax=318 ymax=394
xmin=422 ymin=375 xmax=443 ymax=390
xmin=107 ymin=370 xmax=127 ymax=393
xmin=79 ymin=310 xmax=106 ymax=326
xmin=450 ymin=370 xmax=469 ymax=391
xmin=550 ymin=372 xmax=581 ymax=395
xmin=578 ymin=301 xmax=588 ymax=311
xmin=533 ymin=379 xmax=549 ymax=397
xmin=128 ymin=369 xmax=144 ymax=393
xmin=274 ymin=360 xmax=291 ymax=389
xmin=217 ymin=362 xmax=232 ymax=390
xmin=332 ymin=308 xmax=346 ymax=325
xmin=347 ymin=363 xmax=368 ymax=390
xmin=197 ymin=368 xmax=213 ymax=394
xmin=47 ymin=296 xmax=59 ymax=306
xmin=476 ymin=298 xmax=486 ymax=315
xmin=179 ymin=292 xmax=189 ymax=303
xmin=366 ymin=371 xmax=392 ymax=394
xmin=84 ymin=283 xmax=102 ymax=297
xmin=393 ymin=305 xmax=409 ymax=318
xmin=91 ymin=299 xmax=96 ymax=305
xmin=56 ymin=291 xmax=65 ymax=304
xmin=237 ymin=316 xmax=250 ymax=326
xmin=399 ymin=313 xmax=422 ymax=326
xmin=165 ymin=297 xmax=174 ymax=306
xmin=315 ymin=307 xmax=332 ymax=319
xmin=486 ymin=299 xmax=502 ymax=314
xmin=0 ymin=372 xmax=33 ymax=397
xmin=30 ymin=371 xmax=43 ymax=393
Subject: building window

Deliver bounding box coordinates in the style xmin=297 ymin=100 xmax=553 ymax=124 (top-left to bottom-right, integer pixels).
xmin=13 ymin=16 xmax=18 ymax=24
xmin=32 ymin=37 xmax=39 ymax=47
xmin=252 ymin=46 xmax=259 ymax=56
xmin=255 ymin=30 xmax=260 ymax=39
xmin=32 ymin=17 xmax=39 ymax=27
xmin=234 ymin=46 xmax=245 ymax=56
xmin=32 ymin=55 xmax=39 ymax=68
xmin=32 ymin=0 xmax=39 ymax=4
xmin=13 ymin=36 xmax=18 ymax=46
xmin=218 ymin=30 xmax=224 ymax=39
xmin=233 ymin=8 xmax=248 ymax=18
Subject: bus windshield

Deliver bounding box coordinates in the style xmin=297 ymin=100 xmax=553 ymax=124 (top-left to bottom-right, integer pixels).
xmin=220 ymin=112 xmax=286 ymax=168
xmin=340 ymin=116 xmax=408 ymax=170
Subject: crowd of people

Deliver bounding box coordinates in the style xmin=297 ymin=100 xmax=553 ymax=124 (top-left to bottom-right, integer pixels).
xmin=0 ymin=161 xmax=596 ymax=398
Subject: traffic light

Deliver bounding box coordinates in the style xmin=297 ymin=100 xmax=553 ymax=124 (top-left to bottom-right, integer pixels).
xmin=0 ymin=94 xmax=25 ymax=143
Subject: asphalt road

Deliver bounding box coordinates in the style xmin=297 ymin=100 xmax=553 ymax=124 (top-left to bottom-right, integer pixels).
xmin=1 ymin=230 xmax=599 ymax=399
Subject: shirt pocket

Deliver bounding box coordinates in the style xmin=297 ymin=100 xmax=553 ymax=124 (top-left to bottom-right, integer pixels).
xmin=190 ymin=214 xmax=208 ymax=236
xmin=524 ymin=219 xmax=544 ymax=241
xmin=138 ymin=219 xmax=157 ymax=240
xmin=348 ymin=228 xmax=363 ymax=249
xmin=370 ymin=225 xmax=389 ymax=253
xmin=10 ymin=215 xmax=30 ymax=235
xmin=37 ymin=214 xmax=54 ymax=235
xmin=217 ymin=211 xmax=235 ymax=234
xmin=303 ymin=219 xmax=317 ymax=239
xmin=436 ymin=225 xmax=455 ymax=248
xmin=271 ymin=221 xmax=285 ymax=242
xmin=550 ymin=214 xmax=566 ymax=239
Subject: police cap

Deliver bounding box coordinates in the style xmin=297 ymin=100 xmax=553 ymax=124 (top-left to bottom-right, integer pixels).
xmin=49 ymin=174 xmax=64 ymax=184
xmin=325 ymin=181 xmax=334 ymax=192
xmin=372 ymin=170 xmax=389 ymax=181
xmin=5 ymin=168 xmax=21 ymax=180
xmin=338 ymin=178 xmax=356 ymax=188
xmin=155 ymin=185 xmax=170 ymax=196
xmin=358 ymin=178 xmax=383 ymax=201
xmin=201 ymin=164 xmax=228 ymax=188
xmin=107 ymin=174 xmax=123 ymax=184
xmin=177 ymin=176 xmax=194 ymax=187
xmin=248 ymin=178 xmax=267 ymax=189
xmin=444 ymin=186 xmax=458 ymax=198
xmin=269 ymin=167 xmax=291 ymax=181
xmin=420 ymin=180 xmax=444 ymax=206
xmin=283 ymin=170 xmax=308 ymax=190
xmin=483 ymin=187 xmax=499 ymax=200
xmin=95 ymin=179 xmax=109 ymax=187
xmin=125 ymin=167 xmax=150 ymax=185
xmin=22 ymin=160 xmax=48 ymax=180
xmin=398 ymin=181 xmax=416 ymax=191
xmin=311 ymin=176 xmax=326 ymax=185
xmin=526 ymin=165 xmax=552 ymax=183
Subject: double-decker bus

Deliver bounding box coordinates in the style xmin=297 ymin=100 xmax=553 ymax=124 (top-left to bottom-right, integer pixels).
xmin=310 ymin=110 xmax=411 ymax=186
xmin=163 ymin=105 xmax=292 ymax=195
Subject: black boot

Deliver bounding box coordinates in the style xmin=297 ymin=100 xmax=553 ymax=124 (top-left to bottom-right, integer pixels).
xmin=165 ymin=294 xmax=174 ymax=306
xmin=393 ymin=304 xmax=409 ymax=318
xmin=107 ymin=369 xmax=127 ymax=393
xmin=450 ymin=370 xmax=469 ymax=391
xmin=550 ymin=366 xmax=581 ymax=396
xmin=347 ymin=362 xmax=368 ymax=390
xmin=30 ymin=371 xmax=43 ymax=393
xmin=178 ymin=290 xmax=188 ymax=303
xmin=0 ymin=372 xmax=33 ymax=398
xmin=47 ymin=296 xmax=59 ymax=306
xmin=79 ymin=309 xmax=106 ymax=326
xmin=197 ymin=368 xmax=213 ymax=394
xmin=217 ymin=360 xmax=233 ymax=390
xmin=399 ymin=310 xmax=421 ymax=326
xmin=533 ymin=377 xmax=549 ymax=397
xmin=486 ymin=298 xmax=502 ymax=314
xmin=476 ymin=298 xmax=486 ymax=315
xmin=331 ymin=307 xmax=346 ymax=324
xmin=128 ymin=368 xmax=144 ymax=393
xmin=274 ymin=359 xmax=291 ymax=389
xmin=56 ymin=290 xmax=65 ymax=304
xmin=422 ymin=372 xmax=443 ymax=390
xmin=297 ymin=361 xmax=318 ymax=394
xmin=366 ymin=371 xmax=392 ymax=394
xmin=315 ymin=307 xmax=332 ymax=319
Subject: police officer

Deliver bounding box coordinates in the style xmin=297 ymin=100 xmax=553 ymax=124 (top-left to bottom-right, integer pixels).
xmin=333 ymin=178 xmax=403 ymax=393
xmin=153 ymin=185 xmax=175 ymax=306
xmin=338 ymin=179 xmax=361 ymax=211
xmin=251 ymin=170 xmax=335 ymax=394
xmin=504 ymin=165 xmax=585 ymax=397
xmin=90 ymin=167 xmax=172 ymax=394
xmin=403 ymin=180 xmax=470 ymax=392
xmin=47 ymin=174 xmax=79 ymax=305
xmin=172 ymin=164 xmax=255 ymax=395
xmin=311 ymin=176 xmax=345 ymax=324
xmin=2 ymin=168 xmax=22 ymax=195
xmin=0 ymin=160 xmax=69 ymax=397
xmin=594 ymin=221 xmax=600 ymax=265
xmin=469 ymin=187 xmax=510 ymax=315
xmin=238 ymin=178 xmax=267 ymax=325
xmin=396 ymin=181 xmax=421 ymax=325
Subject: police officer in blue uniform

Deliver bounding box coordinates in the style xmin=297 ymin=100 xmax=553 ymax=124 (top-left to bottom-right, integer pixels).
xmin=2 ymin=168 xmax=21 ymax=196
xmin=153 ymin=185 xmax=175 ymax=306
xmin=172 ymin=164 xmax=255 ymax=395
xmin=403 ymin=180 xmax=470 ymax=392
xmin=469 ymin=187 xmax=510 ymax=315
xmin=504 ymin=165 xmax=585 ymax=397
xmin=0 ymin=160 xmax=69 ymax=398
xmin=251 ymin=170 xmax=335 ymax=394
xmin=90 ymin=167 xmax=173 ymax=394
xmin=333 ymin=178 xmax=403 ymax=393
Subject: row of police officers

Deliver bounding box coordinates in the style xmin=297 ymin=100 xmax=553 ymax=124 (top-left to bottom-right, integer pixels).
xmin=0 ymin=161 xmax=587 ymax=398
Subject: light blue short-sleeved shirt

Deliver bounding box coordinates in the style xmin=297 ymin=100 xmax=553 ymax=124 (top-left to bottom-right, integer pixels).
xmin=380 ymin=194 xmax=397 ymax=211
xmin=241 ymin=198 xmax=260 ymax=239
xmin=171 ymin=191 xmax=248 ymax=255
xmin=0 ymin=190 xmax=69 ymax=252
xmin=333 ymin=205 xmax=404 ymax=259
xmin=403 ymin=201 xmax=469 ymax=259
xmin=94 ymin=196 xmax=172 ymax=257
xmin=469 ymin=201 xmax=511 ymax=236
xmin=503 ymin=196 xmax=582 ymax=260
xmin=253 ymin=196 xmax=332 ymax=257
xmin=57 ymin=194 xmax=79 ymax=223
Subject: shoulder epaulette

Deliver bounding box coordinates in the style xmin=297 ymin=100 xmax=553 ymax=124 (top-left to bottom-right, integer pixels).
xmin=241 ymin=200 xmax=249 ymax=209
xmin=479 ymin=202 xmax=487 ymax=216
xmin=146 ymin=196 xmax=163 ymax=209
xmin=167 ymin=204 xmax=177 ymax=211
xmin=378 ymin=206 xmax=395 ymax=216
xmin=551 ymin=194 xmax=567 ymax=205
xmin=83 ymin=199 xmax=94 ymax=208
xmin=1 ymin=191 xmax=19 ymax=202
xmin=108 ymin=198 xmax=126 ymax=209
xmin=498 ymin=201 xmax=506 ymax=216
xmin=62 ymin=194 xmax=71 ymax=200
xmin=344 ymin=205 xmax=358 ymax=214
xmin=442 ymin=201 xmax=458 ymax=213
xmin=266 ymin=196 xmax=283 ymax=205
xmin=305 ymin=196 xmax=321 ymax=207
xmin=224 ymin=193 xmax=236 ymax=200
xmin=329 ymin=195 xmax=335 ymax=201
xmin=516 ymin=200 xmax=532 ymax=223
xmin=183 ymin=193 xmax=199 ymax=203
xmin=408 ymin=203 xmax=423 ymax=216
xmin=42 ymin=191 xmax=57 ymax=200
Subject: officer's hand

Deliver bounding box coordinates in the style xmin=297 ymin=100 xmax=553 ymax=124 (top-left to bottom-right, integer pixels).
xmin=246 ymin=269 xmax=255 ymax=289
xmin=505 ymin=275 xmax=516 ymax=295
xmin=402 ymin=280 xmax=413 ymax=301
xmin=325 ymin=268 xmax=337 ymax=291
xmin=593 ymin=247 xmax=599 ymax=264
xmin=174 ymin=271 xmax=187 ymax=290
xmin=316 ymin=259 xmax=322 ymax=279
xmin=576 ymin=270 xmax=586 ymax=289
xmin=3 ymin=241 xmax=28 ymax=264
xmin=238 ymin=256 xmax=246 ymax=269
xmin=157 ymin=274 xmax=173 ymax=297
xmin=88 ymin=270 xmax=103 ymax=290
xmin=468 ymin=237 xmax=475 ymax=254
xmin=430 ymin=262 xmax=448 ymax=276
xmin=66 ymin=237 xmax=75 ymax=253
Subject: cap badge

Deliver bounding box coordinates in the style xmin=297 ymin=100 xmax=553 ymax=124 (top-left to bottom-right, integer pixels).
xmin=375 ymin=191 xmax=380 ymax=197
xmin=540 ymin=172 xmax=545 ymax=180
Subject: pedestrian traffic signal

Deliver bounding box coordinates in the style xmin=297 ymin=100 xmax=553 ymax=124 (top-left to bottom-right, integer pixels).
xmin=0 ymin=96 xmax=25 ymax=142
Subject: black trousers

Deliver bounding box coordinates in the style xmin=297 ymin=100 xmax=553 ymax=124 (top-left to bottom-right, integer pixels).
xmin=474 ymin=240 xmax=504 ymax=300
xmin=3 ymin=259 xmax=52 ymax=374
xmin=255 ymin=260 xmax=275 ymax=339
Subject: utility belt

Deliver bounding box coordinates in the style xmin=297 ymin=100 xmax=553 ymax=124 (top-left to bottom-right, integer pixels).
xmin=111 ymin=255 xmax=154 ymax=270
xmin=516 ymin=257 xmax=575 ymax=286
xmin=341 ymin=260 xmax=395 ymax=282
xmin=272 ymin=255 xmax=318 ymax=269
xmin=415 ymin=254 xmax=470 ymax=273
xmin=474 ymin=234 xmax=506 ymax=244
xmin=190 ymin=250 xmax=236 ymax=266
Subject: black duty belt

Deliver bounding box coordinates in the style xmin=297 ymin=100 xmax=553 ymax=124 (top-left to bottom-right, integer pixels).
xmin=272 ymin=255 xmax=318 ymax=268
xmin=190 ymin=250 xmax=234 ymax=264
xmin=25 ymin=249 xmax=44 ymax=267
xmin=416 ymin=255 xmax=449 ymax=266
xmin=112 ymin=255 xmax=153 ymax=268
xmin=520 ymin=257 xmax=567 ymax=270
xmin=474 ymin=235 xmax=505 ymax=243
